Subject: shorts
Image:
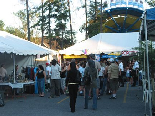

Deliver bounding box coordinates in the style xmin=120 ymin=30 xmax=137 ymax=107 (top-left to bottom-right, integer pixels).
xmin=110 ymin=78 xmax=118 ymax=91
xmin=80 ymin=77 xmax=85 ymax=86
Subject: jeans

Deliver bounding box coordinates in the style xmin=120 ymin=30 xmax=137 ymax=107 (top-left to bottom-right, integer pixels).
xmin=100 ymin=78 xmax=107 ymax=95
xmin=37 ymin=78 xmax=45 ymax=94
xmin=85 ymin=87 xmax=97 ymax=109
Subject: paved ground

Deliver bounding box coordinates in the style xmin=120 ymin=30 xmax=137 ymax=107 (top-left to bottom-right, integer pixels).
xmin=0 ymin=83 xmax=150 ymax=116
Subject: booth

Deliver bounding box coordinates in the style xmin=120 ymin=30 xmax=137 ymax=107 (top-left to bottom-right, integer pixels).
xmin=0 ymin=31 xmax=56 ymax=97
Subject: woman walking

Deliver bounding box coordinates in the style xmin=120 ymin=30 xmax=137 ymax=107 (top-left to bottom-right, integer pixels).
xmin=36 ymin=65 xmax=46 ymax=97
xmin=65 ymin=61 xmax=80 ymax=113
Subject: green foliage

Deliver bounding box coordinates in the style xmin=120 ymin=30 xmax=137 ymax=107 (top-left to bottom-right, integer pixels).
xmin=131 ymin=41 xmax=155 ymax=72
xmin=80 ymin=1 xmax=107 ymax=38
xmin=0 ymin=20 xmax=5 ymax=31
xmin=32 ymin=0 xmax=75 ymax=49
xmin=147 ymin=0 xmax=155 ymax=7
xmin=5 ymin=26 xmax=26 ymax=39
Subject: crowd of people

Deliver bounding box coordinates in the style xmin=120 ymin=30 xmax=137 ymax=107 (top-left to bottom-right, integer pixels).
xmin=0 ymin=54 xmax=140 ymax=113
xmin=34 ymin=54 xmax=140 ymax=113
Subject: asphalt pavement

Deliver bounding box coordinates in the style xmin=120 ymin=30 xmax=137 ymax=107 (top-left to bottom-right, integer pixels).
xmin=0 ymin=83 xmax=150 ymax=116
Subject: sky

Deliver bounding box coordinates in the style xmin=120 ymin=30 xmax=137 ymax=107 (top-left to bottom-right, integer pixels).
xmin=0 ymin=0 xmax=86 ymax=42
xmin=0 ymin=0 xmax=150 ymax=43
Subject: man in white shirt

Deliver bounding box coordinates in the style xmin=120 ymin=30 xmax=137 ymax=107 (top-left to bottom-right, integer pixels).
xmin=78 ymin=62 xmax=85 ymax=96
xmin=45 ymin=63 xmax=51 ymax=91
xmin=132 ymin=59 xmax=139 ymax=87
xmin=49 ymin=59 xmax=61 ymax=98
xmin=99 ymin=64 xmax=105 ymax=95
xmin=118 ymin=60 xmax=124 ymax=87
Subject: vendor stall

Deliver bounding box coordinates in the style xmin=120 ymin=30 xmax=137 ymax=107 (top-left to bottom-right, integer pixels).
xmin=0 ymin=31 xmax=56 ymax=96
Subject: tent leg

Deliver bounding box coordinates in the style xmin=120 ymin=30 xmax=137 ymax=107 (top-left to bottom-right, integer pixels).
xmin=13 ymin=53 xmax=16 ymax=83
xmin=144 ymin=12 xmax=152 ymax=116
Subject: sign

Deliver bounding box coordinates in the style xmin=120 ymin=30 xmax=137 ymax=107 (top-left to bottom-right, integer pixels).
xmin=63 ymin=55 xmax=87 ymax=59
xmin=101 ymin=55 xmax=119 ymax=58
xmin=105 ymin=0 xmax=144 ymax=9
xmin=108 ymin=52 xmax=121 ymax=56
xmin=121 ymin=51 xmax=137 ymax=56
xmin=95 ymin=54 xmax=100 ymax=62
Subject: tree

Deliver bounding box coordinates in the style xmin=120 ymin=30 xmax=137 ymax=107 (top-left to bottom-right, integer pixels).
xmin=80 ymin=1 xmax=107 ymax=38
xmin=0 ymin=20 xmax=5 ymax=31
xmin=32 ymin=0 xmax=76 ymax=50
xmin=147 ymin=0 xmax=155 ymax=7
xmin=14 ymin=8 xmax=40 ymax=42
xmin=5 ymin=26 xmax=26 ymax=39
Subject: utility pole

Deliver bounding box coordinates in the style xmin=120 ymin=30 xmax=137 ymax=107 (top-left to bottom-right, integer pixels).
xmin=85 ymin=0 xmax=88 ymax=40
xmin=100 ymin=0 xmax=103 ymax=33
xmin=67 ymin=0 xmax=73 ymax=40
xmin=26 ymin=0 xmax=30 ymax=41
xmin=41 ymin=0 xmax=44 ymax=46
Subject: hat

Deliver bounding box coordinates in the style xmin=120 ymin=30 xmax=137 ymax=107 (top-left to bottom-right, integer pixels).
xmin=46 ymin=63 xmax=49 ymax=66
xmin=108 ymin=58 xmax=114 ymax=62
xmin=89 ymin=54 xmax=95 ymax=59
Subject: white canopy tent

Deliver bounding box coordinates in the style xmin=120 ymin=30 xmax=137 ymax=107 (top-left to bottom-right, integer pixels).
xmin=0 ymin=31 xmax=56 ymax=83
xmin=60 ymin=32 xmax=139 ymax=55
xmin=0 ymin=31 xmax=56 ymax=55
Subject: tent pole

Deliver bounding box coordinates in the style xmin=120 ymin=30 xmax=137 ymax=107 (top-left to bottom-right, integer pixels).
xmin=13 ymin=53 xmax=16 ymax=83
xmin=144 ymin=11 xmax=152 ymax=116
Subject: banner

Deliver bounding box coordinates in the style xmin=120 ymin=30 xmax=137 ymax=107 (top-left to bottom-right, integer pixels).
xmin=139 ymin=0 xmax=143 ymax=9
xmin=110 ymin=0 xmax=116 ymax=7
xmin=95 ymin=54 xmax=100 ymax=62
xmin=128 ymin=0 xmax=134 ymax=6
xmin=121 ymin=51 xmax=137 ymax=56
xmin=133 ymin=0 xmax=139 ymax=8
xmin=63 ymin=55 xmax=87 ymax=59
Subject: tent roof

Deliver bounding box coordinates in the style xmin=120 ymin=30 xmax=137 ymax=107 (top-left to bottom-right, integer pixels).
xmin=60 ymin=32 xmax=139 ymax=55
xmin=146 ymin=8 xmax=155 ymax=20
xmin=0 ymin=31 xmax=56 ymax=55
xmin=141 ymin=8 xmax=155 ymax=41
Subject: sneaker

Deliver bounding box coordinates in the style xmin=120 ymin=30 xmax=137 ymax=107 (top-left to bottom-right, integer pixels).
xmin=97 ymin=96 xmax=101 ymax=100
xmin=48 ymin=96 xmax=55 ymax=98
xmin=88 ymin=96 xmax=92 ymax=100
xmin=109 ymin=96 xmax=116 ymax=99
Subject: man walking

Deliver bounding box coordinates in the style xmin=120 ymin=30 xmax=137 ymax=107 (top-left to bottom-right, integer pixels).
xmin=118 ymin=60 xmax=124 ymax=87
xmin=108 ymin=58 xmax=119 ymax=99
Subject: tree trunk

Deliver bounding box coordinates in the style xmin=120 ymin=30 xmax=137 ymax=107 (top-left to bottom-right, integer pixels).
xmin=41 ymin=0 xmax=44 ymax=46
xmin=85 ymin=0 xmax=88 ymax=40
xmin=48 ymin=1 xmax=51 ymax=49
xmin=100 ymin=0 xmax=103 ymax=33
xmin=26 ymin=0 xmax=30 ymax=41
xmin=68 ymin=0 xmax=73 ymax=40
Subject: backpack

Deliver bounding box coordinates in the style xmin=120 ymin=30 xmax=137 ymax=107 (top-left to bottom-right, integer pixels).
xmin=76 ymin=70 xmax=80 ymax=84
xmin=83 ymin=71 xmax=91 ymax=85
xmin=84 ymin=60 xmax=97 ymax=86
xmin=0 ymin=94 xmax=4 ymax=107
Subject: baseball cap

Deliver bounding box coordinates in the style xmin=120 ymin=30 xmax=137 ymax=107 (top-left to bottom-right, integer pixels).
xmin=46 ymin=63 xmax=49 ymax=66
xmin=108 ymin=58 xmax=114 ymax=62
